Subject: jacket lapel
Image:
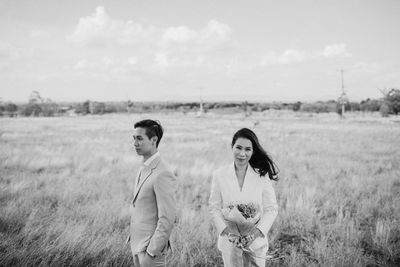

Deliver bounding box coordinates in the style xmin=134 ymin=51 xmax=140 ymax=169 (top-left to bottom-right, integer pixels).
xmin=132 ymin=157 xmax=161 ymax=204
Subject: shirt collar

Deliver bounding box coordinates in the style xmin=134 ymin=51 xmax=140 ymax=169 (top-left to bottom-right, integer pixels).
xmin=143 ymin=151 xmax=160 ymax=167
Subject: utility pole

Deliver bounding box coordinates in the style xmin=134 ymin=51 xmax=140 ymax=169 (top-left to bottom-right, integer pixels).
xmin=340 ymin=69 xmax=345 ymax=94
xmin=338 ymin=68 xmax=349 ymax=118
xmin=197 ymin=87 xmax=204 ymax=117
xmin=340 ymin=69 xmax=346 ymax=116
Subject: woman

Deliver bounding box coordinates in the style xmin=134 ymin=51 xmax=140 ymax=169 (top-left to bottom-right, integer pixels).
xmin=209 ymin=128 xmax=279 ymax=267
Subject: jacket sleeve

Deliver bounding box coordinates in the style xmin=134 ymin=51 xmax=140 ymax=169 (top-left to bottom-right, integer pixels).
xmin=208 ymin=173 xmax=227 ymax=236
xmin=146 ymin=170 xmax=177 ymax=256
xmin=257 ymin=178 xmax=278 ymax=237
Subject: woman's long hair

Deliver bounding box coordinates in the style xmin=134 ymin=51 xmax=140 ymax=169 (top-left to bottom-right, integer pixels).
xmin=231 ymin=128 xmax=279 ymax=181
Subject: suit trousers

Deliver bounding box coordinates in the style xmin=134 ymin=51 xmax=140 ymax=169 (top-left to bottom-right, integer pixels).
xmin=133 ymin=251 xmax=166 ymax=267
xmin=219 ymin=237 xmax=267 ymax=267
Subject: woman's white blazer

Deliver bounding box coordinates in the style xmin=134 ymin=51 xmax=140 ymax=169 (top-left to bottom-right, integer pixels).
xmin=208 ymin=163 xmax=278 ymax=249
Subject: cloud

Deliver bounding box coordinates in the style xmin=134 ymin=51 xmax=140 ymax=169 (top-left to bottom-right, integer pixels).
xmin=352 ymin=62 xmax=380 ymax=74
xmin=0 ymin=42 xmax=22 ymax=72
xmin=71 ymin=57 xmax=140 ymax=82
xmin=163 ymin=26 xmax=198 ymax=44
xmin=155 ymin=20 xmax=233 ymax=70
xmin=0 ymin=42 xmax=20 ymax=61
xmin=318 ymin=43 xmax=352 ymax=58
xmin=128 ymin=57 xmax=137 ymax=65
xmin=225 ymin=56 xmax=240 ymax=75
xmin=68 ymin=6 xmax=112 ymax=46
xmin=73 ymin=57 xmax=115 ymax=71
xmin=73 ymin=59 xmax=89 ymax=70
xmin=154 ymin=52 xmax=169 ymax=68
xmin=199 ymin=20 xmax=232 ymax=48
xmin=161 ymin=19 xmax=232 ymax=50
xmin=260 ymin=49 xmax=305 ymax=65
xmin=30 ymin=29 xmax=45 ymax=38
xmin=68 ymin=6 xmax=155 ymax=47
xmin=67 ymin=7 xmax=236 ymax=72
xmin=151 ymin=52 xmax=213 ymax=71
xmin=278 ymin=49 xmax=305 ymax=64
xmin=29 ymin=28 xmax=56 ymax=38
xmin=119 ymin=20 xmax=156 ymax=45
xmin=68 ymin=7 xmax=235 ymax=72
xmin=68 ymin=6 xmax=232 ymax=54
xmin=260 ymin=43 xmax=352 ymax=66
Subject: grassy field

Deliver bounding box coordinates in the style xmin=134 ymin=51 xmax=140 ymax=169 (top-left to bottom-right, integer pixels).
xmin=1 ymin=111 xmax=400 ymax=266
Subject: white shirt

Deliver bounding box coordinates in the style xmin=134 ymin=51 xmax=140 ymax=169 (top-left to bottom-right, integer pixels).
xmin=143 ymin=151 xmax=160 ymax=167
xmin=136 ymin=152 xmax=160 ymax=187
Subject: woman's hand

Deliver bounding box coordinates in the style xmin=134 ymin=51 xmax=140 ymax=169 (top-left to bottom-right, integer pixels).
xmin=227 ymin=233 xmax=242 ymax=247
xmin=221 ymin=228 xmax=243 ymax=248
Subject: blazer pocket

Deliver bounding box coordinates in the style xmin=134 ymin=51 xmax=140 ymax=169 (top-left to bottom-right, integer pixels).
xmin=131 ymin=223 xmax=157 ymax=240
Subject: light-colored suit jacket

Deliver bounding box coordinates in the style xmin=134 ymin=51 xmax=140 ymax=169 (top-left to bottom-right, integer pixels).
xmin=208 ymin=163 xmax=278 ymax=250
xmin=130 ymin=156 xmax=177 ymax=256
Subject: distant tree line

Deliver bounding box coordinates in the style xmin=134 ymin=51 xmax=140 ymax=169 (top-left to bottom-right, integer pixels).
xmin=1 ymin=89 xmax=400 ymax=117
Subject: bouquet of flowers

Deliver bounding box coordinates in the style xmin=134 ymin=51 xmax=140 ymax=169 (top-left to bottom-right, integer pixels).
xmin=222 ymin=202 xmax=261 ymax=251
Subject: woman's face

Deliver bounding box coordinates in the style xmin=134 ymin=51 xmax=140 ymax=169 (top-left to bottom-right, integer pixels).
xmin=232 ymin=137 xmax=253 ymax=168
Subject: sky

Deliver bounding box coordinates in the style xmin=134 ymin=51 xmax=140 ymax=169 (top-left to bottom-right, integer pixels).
xmin=0 ymin=0 xmax=399 ymax=103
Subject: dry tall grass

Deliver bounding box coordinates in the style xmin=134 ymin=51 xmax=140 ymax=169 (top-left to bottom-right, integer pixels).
xmin=1 ymin=111 xmax=399 ymax=266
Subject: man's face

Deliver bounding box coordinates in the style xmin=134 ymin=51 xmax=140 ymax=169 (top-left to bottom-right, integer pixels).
xmin=133 ymin=127 xmax=155 ymax=157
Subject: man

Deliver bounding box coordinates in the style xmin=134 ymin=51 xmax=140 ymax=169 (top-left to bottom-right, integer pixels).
xmin=129 ymin=119 xmax=176 ymax=267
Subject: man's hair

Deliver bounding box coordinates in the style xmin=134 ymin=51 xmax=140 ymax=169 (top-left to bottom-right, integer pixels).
xmin=134 ymin=119 xmax=164 ymax=147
